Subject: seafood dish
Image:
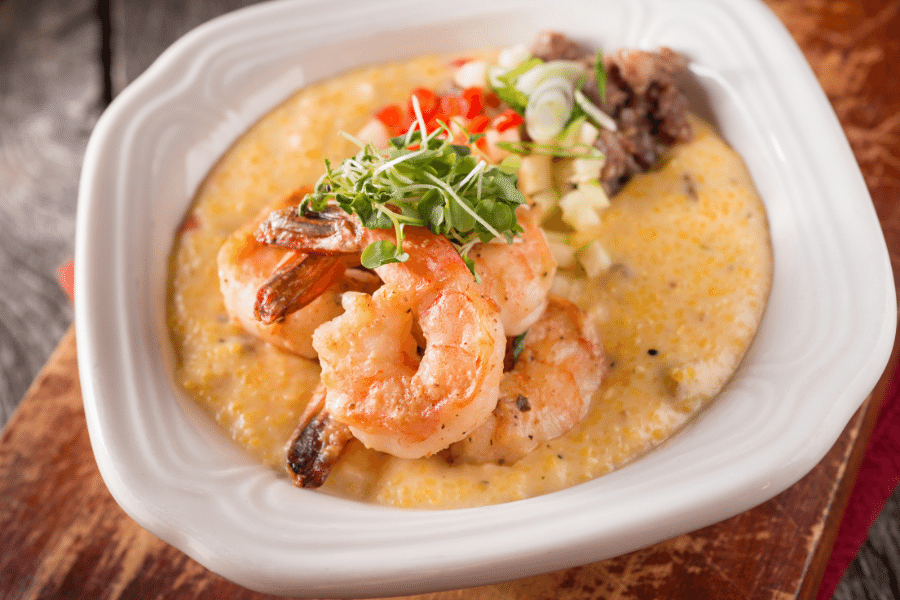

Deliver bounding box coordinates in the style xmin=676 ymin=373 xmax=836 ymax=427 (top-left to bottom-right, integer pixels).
xmin=167 ymin=31 xmax=773 ymax=509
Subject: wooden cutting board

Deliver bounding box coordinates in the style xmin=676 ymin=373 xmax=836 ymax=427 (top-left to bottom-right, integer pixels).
xmin=2 ymin=0 xmax=899 ymax=598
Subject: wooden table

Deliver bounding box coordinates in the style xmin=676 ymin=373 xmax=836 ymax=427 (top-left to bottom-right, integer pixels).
xmin=2 ymin=0 xmax=899 ymax=598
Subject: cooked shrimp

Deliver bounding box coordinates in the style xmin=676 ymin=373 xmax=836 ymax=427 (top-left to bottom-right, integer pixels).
xmin=260 ymin=203 xmax=556 ymax=338
xmin=217 ymin=191 xmax=377 ymax=359
xmin=449 ymin=296 xmax=607 ymax=465
xmin=470 ymin=206 xmax=557 ymax=336
xmin=312 ymin=226 xmax=506 ymax=458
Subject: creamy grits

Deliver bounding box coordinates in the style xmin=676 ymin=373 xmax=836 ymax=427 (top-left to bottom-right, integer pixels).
xmin=167 ymin=54 xmax=772 ymax=509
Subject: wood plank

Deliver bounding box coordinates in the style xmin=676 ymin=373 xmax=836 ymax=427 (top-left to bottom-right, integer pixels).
xmin=110 ymin=0 xmax=259 ymax=94
xmin=0 ymin=0 xmax=102 ymax=428
xmin=0 ymin=328 xmax=880 ymax=600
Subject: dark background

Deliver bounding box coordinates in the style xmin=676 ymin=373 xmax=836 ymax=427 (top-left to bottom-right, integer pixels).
xmin=0 ymin=1 xmax=896 ymax=598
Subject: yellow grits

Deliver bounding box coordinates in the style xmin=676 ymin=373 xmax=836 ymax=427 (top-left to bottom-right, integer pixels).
xmin=167 ymin=54 xmax=773 ymax=509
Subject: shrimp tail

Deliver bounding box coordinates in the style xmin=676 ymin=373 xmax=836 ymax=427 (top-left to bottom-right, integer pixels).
xmin=286 ymin=384 xmax=353 ymax=488
xmin=257 ymin=205 xmax=366 ymax=255
xmin=287 ymin=411 xmax=353 ymax=488
xmin=255 ymin=253 xmax=346 ymax=324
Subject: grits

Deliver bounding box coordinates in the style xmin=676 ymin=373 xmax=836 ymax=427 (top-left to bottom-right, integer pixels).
xmin=167 ymin=54 xmax=772 ymax=509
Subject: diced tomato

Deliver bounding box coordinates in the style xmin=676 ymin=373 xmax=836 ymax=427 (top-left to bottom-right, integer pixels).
xmin=398 ymin=112 xmax=418 ymax=135
xmin=473 ymin=136 xmax=488 ymax=151
xmin=461 ymin=87 xmax=484 ymax=119
xmin=494 ymin=109 xmax=524 ymax=132
xmin=407 ymin=87 xmax=438 ymax=121
xmin=467 ymin=114 xmax=491 ymax=134
xmin=450 ymin=57 xmax=472 ymax=68
xmin=374 ymin=85 xmax=497 ymax=139
xmin=483 ymin=91 xmax=501 ymax=109
xmin=438 ymin=95 xmax=463 ymax=120
xmin=375 ymin=104 xmax=404 ymax=130
xmin=448 ymin=132 xmax=469 ymax=146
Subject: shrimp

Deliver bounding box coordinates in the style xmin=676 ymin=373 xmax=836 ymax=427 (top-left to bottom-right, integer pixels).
xmin=217 ymin=191 xmax=378 ymax=359
xmin=259 ymin=203 xmax=556 ymax=339
xmin=254 ymin=203 xmax=557 ymax=484
xmin=449 ymin=296 xmax=607 ymax=465
xmin=311 ymin=226 xmax=506 ymax=459
xmin=469 ymin=206 xmax=557 ymax=336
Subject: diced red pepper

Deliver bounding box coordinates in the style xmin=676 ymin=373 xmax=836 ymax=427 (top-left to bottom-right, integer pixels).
xmin=448 ymin=132 xmax=469 ymax=146
xmin=407 ymin=87 xmax=438 ymax=121
xmin=494 ymin=109 xmax=524 ymax=132
xmin=438 ymin=95 xmax=463 ymax=120
xmin=450 ymin=57 xmax=472 ymax=68
xmin=398 ymin=112 xmax=418 ymax=135
xmin=461 ymin=87 xmax=484 ymax=119
xmin=467 ymin=114 xmax=491 ymax=134
xmin=375 ymin=104 xmax=404 ymax=130
xmin=483 ymin=91 xmax=501 ymax=109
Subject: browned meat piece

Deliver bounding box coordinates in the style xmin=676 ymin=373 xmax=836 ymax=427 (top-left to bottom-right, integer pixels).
xmin=529 ymin=30 xmax=590 ymax=62
xmin=528 ymin=31 xmax=693 ymax=195
xmin=584 ymin=47 xmax=693 ymax=194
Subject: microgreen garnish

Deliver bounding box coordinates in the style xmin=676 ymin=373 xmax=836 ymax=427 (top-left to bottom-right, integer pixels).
xmin=300 ymin=105 xmax=525 ymax=273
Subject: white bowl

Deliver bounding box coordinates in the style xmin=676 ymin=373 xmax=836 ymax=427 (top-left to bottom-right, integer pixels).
xmin=75 ymin=0 xmax=896 ymax=596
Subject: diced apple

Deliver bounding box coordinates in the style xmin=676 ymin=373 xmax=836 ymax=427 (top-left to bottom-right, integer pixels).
xmin=454 ymin=60 xmax=488 ymax=88
xmin=567 ymin=157 xmax=604 ymax=184
xmin=517 ymin=154 xmax=553 ymax=195
xmin=579 ymin=240 xmax=612 ymax=278
xmin=355 ymin=119 xmax=390 ymax=149
xmin=576 ymin=120 xmax=600 ymax=146
xmin=498 ymin=44 xmax=531 ymax=69
xmin=577 ymin=180 xmax=610 ymax=210
xmin=483 ymin=126 xmax=521 ymax=163
xmin=550 ymin=272 xmax=585 ymax=302
xmin=544 ymin=231 xmax=576 ymax=268
xmin=559 ymin=189 xmax=601 ymax=229
xmin=529 ymin=189 xmax=559 ymax=220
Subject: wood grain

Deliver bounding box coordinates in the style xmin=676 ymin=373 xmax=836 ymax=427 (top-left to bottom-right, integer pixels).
xmin=110 ymin=0 xmax=257 ymax=94
xmin=0 ymin=0 xmax=101 ymax=427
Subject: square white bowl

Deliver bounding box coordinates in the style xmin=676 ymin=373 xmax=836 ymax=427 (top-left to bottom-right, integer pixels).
xmin=75 ymin=0 xmax=896 ymax=596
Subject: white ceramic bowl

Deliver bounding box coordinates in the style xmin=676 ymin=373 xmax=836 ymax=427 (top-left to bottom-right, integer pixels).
xmin=75 ymin=0 xmax=896 ymax=596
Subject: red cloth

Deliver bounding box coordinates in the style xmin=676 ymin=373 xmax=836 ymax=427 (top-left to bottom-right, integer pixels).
xmin=56 ymin=260 xmax=74 ymax=304
xmin=817 ymin=364 xmax=900 ymax=599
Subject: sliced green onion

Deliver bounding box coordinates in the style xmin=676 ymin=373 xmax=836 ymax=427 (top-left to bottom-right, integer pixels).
xmin=516 ymin=60 xmax=585 ymax=95
xmin=525 ymin=78 xmax=574 ymax=142
xmin=594 ymin=48 xmax=607 ymax=103
xmin=574 ymin=89 xmax=617 ymax=131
